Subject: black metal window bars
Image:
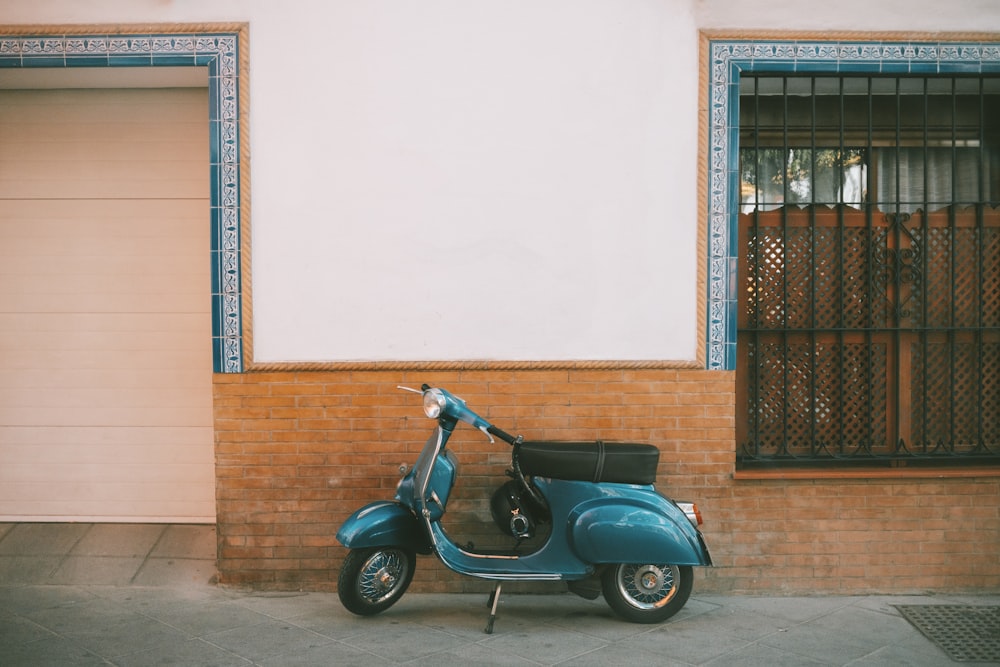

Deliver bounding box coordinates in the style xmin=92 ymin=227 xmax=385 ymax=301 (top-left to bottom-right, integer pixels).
xmin=737 ymin=75 xmax=1000 ymax=467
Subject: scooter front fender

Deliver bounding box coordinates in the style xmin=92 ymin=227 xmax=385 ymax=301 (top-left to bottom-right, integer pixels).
xmin=336 ymin=501 xmax=432 ymax=554
xmin=570 ymin=494 xmax=712 ymax=566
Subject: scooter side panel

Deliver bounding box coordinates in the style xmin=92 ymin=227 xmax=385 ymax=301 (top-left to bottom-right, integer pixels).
xmin=569 ymin=495 xmax=712 ymax=566
xmin=336 ymin=501 xmax=432 ymax=554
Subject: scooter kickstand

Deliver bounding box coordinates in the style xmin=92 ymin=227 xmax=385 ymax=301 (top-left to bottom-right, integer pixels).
xmin=485 ymin=583 xmax=503 ymax=634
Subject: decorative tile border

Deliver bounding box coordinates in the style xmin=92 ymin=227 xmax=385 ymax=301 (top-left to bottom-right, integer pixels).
xmin=706 ymin=37 xmax=1000 ymax=371
xmin=0 ymin=29 xmax=245 ymax=372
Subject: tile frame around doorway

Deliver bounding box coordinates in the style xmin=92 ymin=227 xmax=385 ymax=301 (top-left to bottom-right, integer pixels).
xmin=0 ymin=27 xmax=246 ymax=373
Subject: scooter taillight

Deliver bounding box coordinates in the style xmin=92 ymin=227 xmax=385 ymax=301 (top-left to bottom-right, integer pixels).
xmin=677 ymin=502 xmax=703 ymax=527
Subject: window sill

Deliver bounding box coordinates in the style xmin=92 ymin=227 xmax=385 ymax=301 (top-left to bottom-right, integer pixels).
xmin=733 ymin=466 xmax=1000 ymax=481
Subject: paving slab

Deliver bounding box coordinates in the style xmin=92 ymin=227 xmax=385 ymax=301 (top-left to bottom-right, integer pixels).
xmin=252 ymin=639 xmax=389 ymax=667
xmin=131 ymin=555 xmax=218 ymax=587
xmin=70 ymin=524 xmax=166 ymax=557
xmin=150 ymin=524 xmax=216 ymax=559
xmin=703 ymin=640 xmax=831 ymax=666
xmin=49 ymin=556 xmax=146 ymax=586
xmin=201 ymin=619 xmax=337 ymax=662
xmin=115 ymin=638 xmax=254 ymax=667
xmin=2 ymin=634 xmax=108 ymax=667
xmin=0 ymin=583 xmax=99 ymax=614
xmin=0 ymin=523 xmax=90 ymax=556
xmin=0 ymin=555 xmax=63 ymax=584
xmin=479 ymin=625 xmax=612 ymax=665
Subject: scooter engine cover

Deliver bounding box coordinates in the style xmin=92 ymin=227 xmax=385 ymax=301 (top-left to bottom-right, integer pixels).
xmin=518 ymin=441 xmax=659 ymax=485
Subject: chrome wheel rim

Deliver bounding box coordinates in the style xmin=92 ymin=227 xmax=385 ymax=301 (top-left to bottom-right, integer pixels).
xmin=615 ymin=564 xmax=679 ymax=610
xmin=357 ymin=550 xmax=409 ymax=605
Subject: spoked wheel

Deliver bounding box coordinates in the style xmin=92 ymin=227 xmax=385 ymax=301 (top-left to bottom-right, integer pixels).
xmin=601 ymin=563 xmax=693 ymax=623
xmin=338 ymin=547 xmax=416 ymax=616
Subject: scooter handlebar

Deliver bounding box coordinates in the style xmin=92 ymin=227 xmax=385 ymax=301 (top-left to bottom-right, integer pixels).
xmin=486 ymin=425 xmax=519 ymax=446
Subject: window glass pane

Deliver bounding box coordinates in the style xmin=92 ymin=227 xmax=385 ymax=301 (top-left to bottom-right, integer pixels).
xmin=740 ymin=148 xmax=866 ymax=211
xmin=875 ymin=147 xmax=988 ymax=212
xmin=740 ymin=74 xmax=1000 ymax=212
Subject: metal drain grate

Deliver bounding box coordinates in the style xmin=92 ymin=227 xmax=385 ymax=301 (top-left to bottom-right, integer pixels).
xmin=895 ymin=605 xmax=1000 ymax=663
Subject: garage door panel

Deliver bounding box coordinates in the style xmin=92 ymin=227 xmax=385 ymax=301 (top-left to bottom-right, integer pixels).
xmin=0 ymin=87 xmax=214 ymax=522
xmin=0 ymin=313 xmax=209 ymax=335
xmin=2 ymin=448 xmax=214 ymax=471
xmin=0 ymin=159 xmax=207 ymax=199
xmin=0 ymin=367 xmax=211 ymax=390
xmin=0 ymin=257 xmax=205 ymax=287
xmin=0 ymin=291 xmax=209 ymax=314
xmin=0 ymin=87 xmax=204 ymax=118
xmin=0 ymin=406 xmax=213 ymax=428
xmin=0 ymin=484 xmax=215 ymax=522
xmin=1 ymin=425 xmax=213 ymax=455
xmin=0 ymin=385 xmax=212 ymax=413
xmin=0 ymin=212 xmax=208 ymax=251
xmin=0 ymin=115 xmax=208 ymax=140
xmin=0 ymin=110 xmax=207 ymax=136
xmin=0 ymin=325 xmax=210 ymax=357
xmin=3 ymin=135 xmax=208 ymax=162
xmin=0 ymin=348 xmax=210 ymax=373
xmin=0 ymin=173 xmax=207 ymax=200
xmin=1 ymin=460 xmax=216 ymax=483
xmin=0 ymin=198 xmax=207 ymax=220
xmin=0 ymin=232 xmax=207 ymax=260
xmin=2 ymin=125 xmax=207 ymax=150
xmin=0 ymin=383 xmax=212 ymax=410
xmin=0 ymin=442 xmax=214 ymax=469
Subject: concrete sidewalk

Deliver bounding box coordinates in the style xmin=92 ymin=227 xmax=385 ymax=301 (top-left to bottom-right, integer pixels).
xmin=1 ymin=523 xmax=998 ymax=666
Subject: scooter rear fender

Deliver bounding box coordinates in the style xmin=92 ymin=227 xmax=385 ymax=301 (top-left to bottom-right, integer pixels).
xmin=570 ymin=494 xmax=712 ymax=566
xmin=336 ymin=501 xmax=432 ymax=554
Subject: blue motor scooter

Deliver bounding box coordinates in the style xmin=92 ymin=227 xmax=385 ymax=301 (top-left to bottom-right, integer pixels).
xmin=336 ymin=385 xmax=712 ymax=633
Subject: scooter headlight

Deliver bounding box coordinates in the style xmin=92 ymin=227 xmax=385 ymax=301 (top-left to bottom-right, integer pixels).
xmin=422 ymin=388 xmax=447 ymax=419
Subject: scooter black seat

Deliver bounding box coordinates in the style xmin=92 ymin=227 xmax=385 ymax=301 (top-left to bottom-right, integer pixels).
xmin=517 ymin=441 xmax=659 ymax=485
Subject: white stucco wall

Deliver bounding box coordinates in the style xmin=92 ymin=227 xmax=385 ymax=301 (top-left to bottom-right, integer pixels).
xmin=694 ymin=0 xmax=1000 ymax=32
xmin=5 ymin=0 xmax=999 ymax=363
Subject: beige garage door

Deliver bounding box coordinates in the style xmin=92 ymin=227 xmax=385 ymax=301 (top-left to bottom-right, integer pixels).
xmin=0 ymin=87 xmax=214 ymax=522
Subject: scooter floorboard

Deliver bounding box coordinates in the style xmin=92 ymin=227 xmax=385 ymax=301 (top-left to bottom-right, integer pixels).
xmin=461 ymin=546 xmax=525 ymax=558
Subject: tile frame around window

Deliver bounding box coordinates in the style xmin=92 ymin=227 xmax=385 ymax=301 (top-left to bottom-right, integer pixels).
xmin=0 ymin=30 xmax=244 ymax=372
xmin=705 ymin=37 xmax=1000 ymax=371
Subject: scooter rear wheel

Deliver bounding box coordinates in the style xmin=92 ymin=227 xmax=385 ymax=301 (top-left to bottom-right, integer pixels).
xmin=338 ymin=546 xmax=416 ymax=616
xmin=602 ymin=563 xmax=692 ymax=624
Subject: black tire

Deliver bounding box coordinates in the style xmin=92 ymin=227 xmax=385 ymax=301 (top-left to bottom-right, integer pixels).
xmin=601 ymin=563 xmax=693 ymax=624
xmin=338 ymin=547 xmax=416 ymax=616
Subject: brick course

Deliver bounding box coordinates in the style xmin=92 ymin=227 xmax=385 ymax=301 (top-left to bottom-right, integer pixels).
xmin=214 ymin=370 xmax=1000 ymax=593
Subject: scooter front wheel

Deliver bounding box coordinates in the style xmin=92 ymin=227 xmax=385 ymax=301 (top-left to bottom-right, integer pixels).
xmin=602 ymin=563 xmax=693 ymax=624
xmin=338 ymin=546 xmax=416 ymax=616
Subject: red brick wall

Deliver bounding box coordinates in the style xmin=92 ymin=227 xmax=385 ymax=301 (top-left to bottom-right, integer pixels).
xmin=213 ymin=370 xmax=1000 ymax=593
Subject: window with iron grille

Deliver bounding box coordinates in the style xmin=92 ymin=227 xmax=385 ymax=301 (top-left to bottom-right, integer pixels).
xmin=737 ymin=75 xmax=1000 ymax=467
